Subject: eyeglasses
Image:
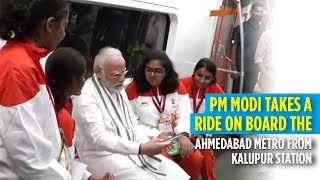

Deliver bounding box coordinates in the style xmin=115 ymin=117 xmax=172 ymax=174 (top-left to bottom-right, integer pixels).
xmin=111 ymin=70 xmax=128 ymax=79
xmin=145 ymin=67 xmax=166 ymax=76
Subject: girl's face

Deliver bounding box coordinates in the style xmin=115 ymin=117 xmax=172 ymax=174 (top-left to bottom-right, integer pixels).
xmin=144 ymin=59 xmax=167 ymax=87
xmin=69 ymin=72 xmax=86 ymax=96
xmin=193 ymin=67 xmax=214 ymax=88
xmin=43 ymin=14 xmax=69 ymax=51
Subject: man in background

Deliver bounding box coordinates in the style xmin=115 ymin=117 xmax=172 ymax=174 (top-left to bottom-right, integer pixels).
xmin=231 ymin=2 xmax=266 ymax=93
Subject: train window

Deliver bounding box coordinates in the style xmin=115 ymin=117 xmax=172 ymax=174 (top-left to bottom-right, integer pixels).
xmin=62 ymin=2 xmax=170 ymax=78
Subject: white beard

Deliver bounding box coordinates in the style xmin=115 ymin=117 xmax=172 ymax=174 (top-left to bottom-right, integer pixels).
xmin=100 ymin=76 xmax=123 ymax=93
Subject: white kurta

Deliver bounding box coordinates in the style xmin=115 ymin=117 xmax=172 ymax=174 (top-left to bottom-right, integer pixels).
xmin=72 ymin=74 xmax=189 ymax=180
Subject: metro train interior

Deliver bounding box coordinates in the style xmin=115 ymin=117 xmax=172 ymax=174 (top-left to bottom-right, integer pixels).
xmin=0 ymin=0 xmax=275 ymax=179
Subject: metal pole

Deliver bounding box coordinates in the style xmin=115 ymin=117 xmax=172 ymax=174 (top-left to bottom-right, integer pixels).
xmin=217 ymin=68 xmax=239 ymax=74
xmin=266 ymin=0 xmax=272 ymax=23
xmin=236 ymin=0 xmax=244 ymax=93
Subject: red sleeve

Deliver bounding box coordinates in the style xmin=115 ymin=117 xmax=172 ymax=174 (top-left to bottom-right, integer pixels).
xmin=0 ymin=61 xmax=40 ymax=107
xmin=0 ymin=43 xmax=46 ymax=107
xmin=56 ymin=108 xmax=75 ymax=147
xmin=177 ymin=81 xmax=188 ymax=95
xmin=179 ymin=76 xmax=193 ymax=96
xmin=65 ymin=99 xmax=73 ymax=112
xmin=179 ymin=76 xmax=192 ymax=86
xmin=125 ymin=81 xmax=139 ymax=100
xmin=209 ymin=83 xmax=225 ymax=93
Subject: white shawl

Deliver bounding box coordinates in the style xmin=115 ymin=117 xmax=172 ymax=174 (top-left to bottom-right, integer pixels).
xmin=73 ymin=74 xmax=189 ymax=180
